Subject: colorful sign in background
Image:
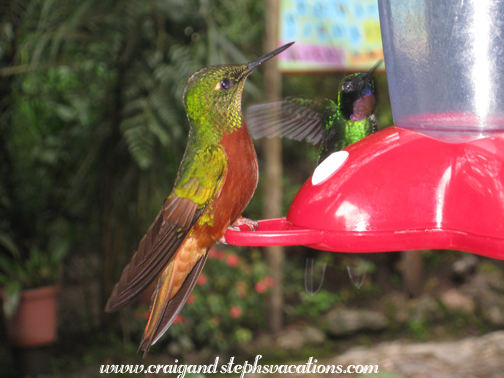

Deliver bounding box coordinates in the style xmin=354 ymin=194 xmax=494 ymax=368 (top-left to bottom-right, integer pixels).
xmin=278 ymin=0 xmax=383 ymax=72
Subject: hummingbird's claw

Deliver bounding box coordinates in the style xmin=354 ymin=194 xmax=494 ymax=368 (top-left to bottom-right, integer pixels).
xmin=232 ymin=217 xmax=258 ymax=231
xmin=219 ymin=226 xmax=240 ymax=244
xmin=219 ymin=226 xmax=241 ymax=244
xmin=218 ymin=219 xmax=258 ymax=245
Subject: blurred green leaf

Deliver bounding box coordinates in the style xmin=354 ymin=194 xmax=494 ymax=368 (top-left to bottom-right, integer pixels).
xmin=2 ymin=281 xmax=22 ymax=318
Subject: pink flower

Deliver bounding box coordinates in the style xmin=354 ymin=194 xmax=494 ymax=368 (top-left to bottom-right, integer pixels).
xmin=255 ymin=281 xmax=267 ymax=293
xmin=226 ymin=254 xmax=240 ymax=267
xmin=187 ymin=294 xmax=195 ymax=304
xmin=197 ymin=274 xmax=207 ymax=285
xmin=230 ymin=305 xmax=242 ymax=318
xmin=208 ymin=248 xmax=218 ymax=259
xmin=173 ymin=315 xmax=186 ymax=324
xmin=264 ymin=276 xmax=274 ymax=287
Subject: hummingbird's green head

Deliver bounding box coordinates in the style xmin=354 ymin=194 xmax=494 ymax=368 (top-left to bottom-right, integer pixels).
xmin=182 ymin=42 xmax=294 ymax=139
xmin=183 ymin=64 xmax=251 ymax=127
xmin=338 ymin=60 xmax=382 ymax=121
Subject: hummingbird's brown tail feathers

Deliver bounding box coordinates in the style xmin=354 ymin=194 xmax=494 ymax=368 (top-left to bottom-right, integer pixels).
xmin=139 ymin=252 xmax=181 ymax=356
xmin=139 ymin=245 xmax=209 ymax=357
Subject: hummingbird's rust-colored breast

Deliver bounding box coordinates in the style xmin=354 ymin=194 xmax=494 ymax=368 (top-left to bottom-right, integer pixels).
xmin=190 ymin=119 xmax=258 ymax=245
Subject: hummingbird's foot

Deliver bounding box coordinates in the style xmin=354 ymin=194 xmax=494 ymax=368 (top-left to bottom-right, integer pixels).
xmin=218 ymin=226 xmax=240 ymax=244
xmin=232 ymin=217 xmax=259 ymax=231
xmin=218 ymin=218 xmax=258 ymax=244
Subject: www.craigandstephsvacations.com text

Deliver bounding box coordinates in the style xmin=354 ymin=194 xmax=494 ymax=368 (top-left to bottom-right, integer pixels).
xmin=99 ymin=355 xmax=379 ymax=376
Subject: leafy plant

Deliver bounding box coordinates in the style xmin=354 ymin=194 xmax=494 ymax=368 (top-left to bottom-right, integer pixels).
xmin=0 ymin=233 xmax=68 ymax=317
xmin=290 ymin=290 xmax=342 ymax=320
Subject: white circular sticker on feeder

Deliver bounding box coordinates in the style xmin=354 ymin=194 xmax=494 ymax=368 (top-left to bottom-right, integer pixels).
xmin=311 ymin=151 xmax=349 ymax=185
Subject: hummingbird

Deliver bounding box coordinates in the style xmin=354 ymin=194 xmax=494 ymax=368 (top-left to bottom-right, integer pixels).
xmin=245 ymin=61 xmax=381 ymax=295
xmin=105 ymin=42 xmax=294 ymax=356
xmin=245 ymin=60 xmax=382 ymax=164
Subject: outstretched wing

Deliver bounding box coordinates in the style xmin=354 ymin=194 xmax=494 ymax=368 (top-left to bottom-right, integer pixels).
xmin=244 ymin=97 xmax=336 ymax=144
xmin=105 ymin=144 xmax=227 ymax=312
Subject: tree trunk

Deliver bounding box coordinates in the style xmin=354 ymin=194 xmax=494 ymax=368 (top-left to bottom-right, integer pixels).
xmin=402 ymin=250 xmax=425 ymax=297
xmin=263 ymin=0 xmax=284 ymax=334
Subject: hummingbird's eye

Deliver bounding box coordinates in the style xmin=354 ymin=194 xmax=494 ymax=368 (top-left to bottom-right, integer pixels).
xmin=219 ymin=78 xmax=233 ymax=90
xmin=342 ymin=81 xmax=353 ymax=92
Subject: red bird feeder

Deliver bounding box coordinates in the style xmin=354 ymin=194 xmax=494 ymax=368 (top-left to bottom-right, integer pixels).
xmin=226 ymin=0 xmax=504 ymax=260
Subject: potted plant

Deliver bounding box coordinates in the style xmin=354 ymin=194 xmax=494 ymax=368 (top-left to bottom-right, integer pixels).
xmin=0 ymin=233 xmax=67 ymax=347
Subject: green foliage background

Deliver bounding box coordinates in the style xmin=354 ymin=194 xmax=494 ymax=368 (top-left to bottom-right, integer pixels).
xmin=0 ymin=0 xmax=392 ymax=358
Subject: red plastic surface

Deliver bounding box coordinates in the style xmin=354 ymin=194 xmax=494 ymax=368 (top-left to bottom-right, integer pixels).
xmin=224 ymin=126 xmax=504 ymax=260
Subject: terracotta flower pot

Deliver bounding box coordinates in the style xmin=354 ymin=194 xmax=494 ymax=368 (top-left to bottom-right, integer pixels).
xmin=5 ymin=285 xmax=60 ymax=347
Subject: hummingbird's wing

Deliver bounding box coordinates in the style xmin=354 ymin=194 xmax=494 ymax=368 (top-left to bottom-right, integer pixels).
xmin=105 ymin=144 xmax=227 ymax=313
xmin=104 ymin=208 xmax=194 ymax=312
xmin=244 ymin=97 xmax=336 ymax=144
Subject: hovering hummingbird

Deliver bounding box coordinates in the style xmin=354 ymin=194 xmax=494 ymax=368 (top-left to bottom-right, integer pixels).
xmin=246 ymin=61 xmax=381 ymax=295
xmin=105 ymin=42 xmax=294 ymax=356
xmin=245 ymin=60 xmax=382 ymax=164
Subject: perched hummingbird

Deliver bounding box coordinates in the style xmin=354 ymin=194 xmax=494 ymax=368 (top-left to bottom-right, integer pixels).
xmin=245 ymin=60 xmax=382 ymax=164
xmin=105 ymin=42 xmax=294 ymax=356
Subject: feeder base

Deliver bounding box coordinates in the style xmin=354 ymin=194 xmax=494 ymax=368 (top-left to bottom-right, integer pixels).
xmin=225 ymin=126 xmax=504 ymax=260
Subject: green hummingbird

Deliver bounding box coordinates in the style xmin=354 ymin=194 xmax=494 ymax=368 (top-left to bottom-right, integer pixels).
xmin=246 ymin=61 xmax=381 ymax=295
xmin=105 ymin=42 xmax=294 ymax=356
xmin=245 ymin=60 xmax=382 ymax=164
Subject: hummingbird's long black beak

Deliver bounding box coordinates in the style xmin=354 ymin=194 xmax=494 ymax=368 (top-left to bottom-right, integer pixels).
xmin=243 ymin=42 xmax=295 ymax=77
xmin=364 ymin=59 xmax=383 ymax=83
